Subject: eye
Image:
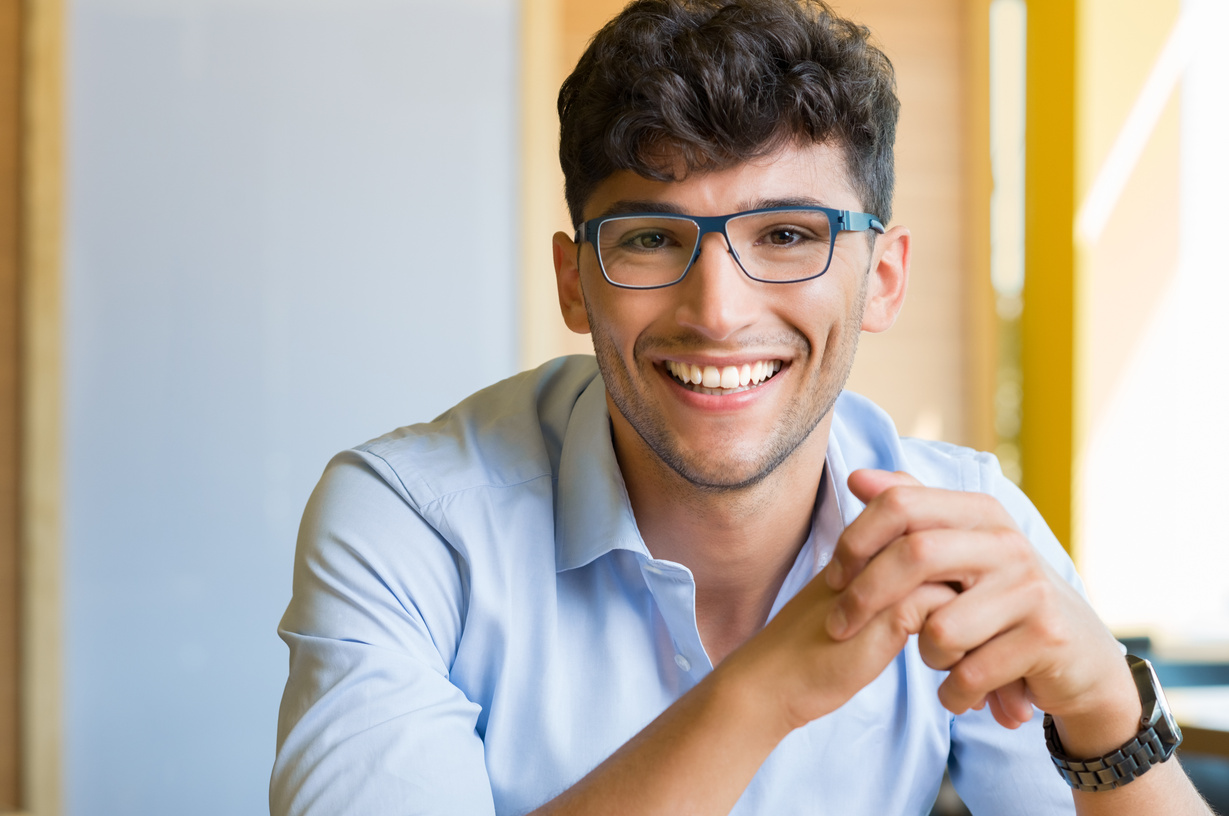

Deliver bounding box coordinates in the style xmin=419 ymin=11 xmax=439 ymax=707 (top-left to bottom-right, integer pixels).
xmin=764 ymin=228 xmax=806 ymax=246
xmin=624 ymin=231 xmax=673 ymax=250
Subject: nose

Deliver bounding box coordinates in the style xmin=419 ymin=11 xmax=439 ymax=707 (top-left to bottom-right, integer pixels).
xmin=673 ymin=231 xmax=760 ymax=341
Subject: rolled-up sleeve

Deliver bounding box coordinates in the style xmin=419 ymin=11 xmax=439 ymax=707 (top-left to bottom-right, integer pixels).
xmin=270 ymin=450 xmax=496 ymax=816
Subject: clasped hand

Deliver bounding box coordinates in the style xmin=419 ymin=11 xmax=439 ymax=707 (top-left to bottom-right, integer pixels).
xmin=728 ymin=469 xmax=1134 ymax=745
xmin=824 ymin=469 xmax=1133 ymax=734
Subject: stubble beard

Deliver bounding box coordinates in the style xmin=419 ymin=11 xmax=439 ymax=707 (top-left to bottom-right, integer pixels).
xmin=585 ymin=282 xmax=867 ymax=494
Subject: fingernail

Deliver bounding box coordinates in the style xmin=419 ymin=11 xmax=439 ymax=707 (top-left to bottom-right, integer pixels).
xmin=825 ymin=561 xmax=844 ymax=589
xmin=827 ymin=606 xmax=847 ymax=639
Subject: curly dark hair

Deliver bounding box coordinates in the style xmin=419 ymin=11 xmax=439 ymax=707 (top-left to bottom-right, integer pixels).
xmin=557 ymin=0 xmax=899 ymax=228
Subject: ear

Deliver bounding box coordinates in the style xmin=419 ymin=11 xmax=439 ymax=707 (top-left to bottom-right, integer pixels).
xmin=860 ymin=225 xmax=910 ymax=333
xmin=553 ymin=231 xmax=591 ymax=334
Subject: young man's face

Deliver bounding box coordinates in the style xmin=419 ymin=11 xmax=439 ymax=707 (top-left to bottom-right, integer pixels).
xmin=553 ymin=141 xmax=909 ymax=491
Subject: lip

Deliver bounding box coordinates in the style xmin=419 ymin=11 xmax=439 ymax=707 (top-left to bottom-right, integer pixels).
xmin=652 ymin=354 xmax=787 ymax=369
xmin=655 ymin=358 xmax=787 ymax=409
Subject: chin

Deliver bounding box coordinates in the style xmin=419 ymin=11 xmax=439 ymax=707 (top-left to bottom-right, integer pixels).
xmin=655 ymin=436 xmax=803 ymax=493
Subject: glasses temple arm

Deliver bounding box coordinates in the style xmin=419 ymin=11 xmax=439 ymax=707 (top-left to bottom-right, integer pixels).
xmin=839 ymin=212 xmax=886 ymax=234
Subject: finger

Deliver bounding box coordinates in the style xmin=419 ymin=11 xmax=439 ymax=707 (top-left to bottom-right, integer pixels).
xmin=824 ymin=470 xmax=917 ymax=591
xmin=856 ymin=581 xmax=960 ymax=657
xmin=845 ymin=468 xmax=921 ymax=503
xmin=828 ymin=526 xmax=1027 ymax=641
xmin=826 ymin=482 xmax=1014 ymax=592
xmin=987 ymin=680 xmax=1034 ymax=729
xmin=937 ymin=625 xmax=1042 ymax=717
xmin=913 ymin=561 xmax=1046 ymax=668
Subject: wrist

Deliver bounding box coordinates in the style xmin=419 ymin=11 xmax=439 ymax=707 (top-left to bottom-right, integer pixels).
xmin=1044 ymin=655 xmax=1184 ymax=794
xmin=708 ymin=649 xmax=800 ymax=749
xmin=1050 ymin=660 xmax=1142 ymax=758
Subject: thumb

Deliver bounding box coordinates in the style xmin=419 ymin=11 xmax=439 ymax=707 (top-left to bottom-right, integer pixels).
xmin=847 ymin=468 xmax=921 ymax=505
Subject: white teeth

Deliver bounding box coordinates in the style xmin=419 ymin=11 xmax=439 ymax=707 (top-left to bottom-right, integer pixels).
xmin=665 ymin=358 xmax=783 ymax=393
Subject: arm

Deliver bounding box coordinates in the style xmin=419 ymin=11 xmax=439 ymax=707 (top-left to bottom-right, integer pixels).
xmin=532 ymin=574 xmax=956 ymax=816
xmin=274 ymin=451 xmax=958 ymax=815
xmin=822 ymin=469 xmax=1214 ymax=816
xmin=271 ymin=453 xmax=497 ymax=816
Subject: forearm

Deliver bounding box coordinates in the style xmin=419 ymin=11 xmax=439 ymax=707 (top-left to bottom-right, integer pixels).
xmin=1071 ymin=759 xmax=1213 ymax=816
xmin=1055 ymin=689 xmax=1214 ymax=816
xmin=528 ymin=555 xmax=955 ymax=815
xmin=530 ymin=663 xmax=788 ymax=816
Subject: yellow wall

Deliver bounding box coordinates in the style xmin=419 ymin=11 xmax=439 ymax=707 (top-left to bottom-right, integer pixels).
xmin=1021 ymin=0 xmax=1182 ymax=558
xmin=1021 ymin=0 xmax=1076 ymax=551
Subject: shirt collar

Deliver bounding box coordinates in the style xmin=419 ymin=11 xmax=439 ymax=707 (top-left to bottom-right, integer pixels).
xmin=554 ymin=379 xmax=866 ymax=574
xmin=826 ymin=398 xmax=873 ymax=528
xmin=554 ymin=376 xmax=651 ymax=571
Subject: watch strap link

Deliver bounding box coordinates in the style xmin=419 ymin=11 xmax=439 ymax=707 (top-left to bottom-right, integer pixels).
xmin=1043 ymin=713 xmax=1168 ymax=792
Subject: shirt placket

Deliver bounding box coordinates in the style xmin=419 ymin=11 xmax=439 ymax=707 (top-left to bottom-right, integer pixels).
xmin=638 ymin=558 xmax=711 ymax=683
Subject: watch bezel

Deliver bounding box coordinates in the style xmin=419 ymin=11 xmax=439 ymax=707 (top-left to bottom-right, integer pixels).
xmin=1128 ymin=654 xmax=1182 ymax=751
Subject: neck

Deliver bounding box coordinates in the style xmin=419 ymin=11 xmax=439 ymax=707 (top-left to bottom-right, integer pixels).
xmin=613 ymin=409 xmax=833 ymax=665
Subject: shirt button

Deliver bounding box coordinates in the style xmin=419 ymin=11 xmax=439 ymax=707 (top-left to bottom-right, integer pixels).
xmin=674 ymin=654 xmax=691 ymax=672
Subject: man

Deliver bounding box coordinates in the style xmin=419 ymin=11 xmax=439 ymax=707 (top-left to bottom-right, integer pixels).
xmin=271 ymin=1 xmax=1212 ymax=814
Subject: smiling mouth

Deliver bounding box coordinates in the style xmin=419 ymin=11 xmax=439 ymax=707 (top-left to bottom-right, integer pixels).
xmin=664 ymin=359 xmax=783 ymax=395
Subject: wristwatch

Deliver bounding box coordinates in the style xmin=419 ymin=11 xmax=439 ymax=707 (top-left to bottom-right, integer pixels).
xmin=1043 ymin=654 xmax=1183 ymax=792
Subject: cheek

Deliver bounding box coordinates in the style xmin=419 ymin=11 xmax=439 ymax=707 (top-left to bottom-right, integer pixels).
xmin=591 ymin=291 xmax=675 ymax=347
xmin=785 ymin=291 xmax=849 ymax=339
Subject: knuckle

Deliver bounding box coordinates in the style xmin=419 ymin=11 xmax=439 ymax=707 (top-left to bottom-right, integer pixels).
xmin=976 ymin=492 xmax=1003 ymax=517
xmin=949 ymin=661 xmax=986 ymax=695
xmin=1021 ymin=573 xmax=1052 ymax=606
xmin=990 ymin=526 xmax=1024 ymax=555
xmin=890 ymin=599 xmax=919 ymax=634
xmin=1018 ymin=567 xmax=1060 ymax=614
xmin=891 ymin=611 xmax=928 ymax=645
xmin=836 ymin=532 xmax=869 ymax=563
xmin=903 ymin=531 xmax=936 ymax=567
xmin=843 ymin=582 xmax=872 ymax=616
xmin=925 ymin=613 xmax=957 ymax=652
xmin=881 ymin=485 xmax=914 ymax=516
xmin=1030 ymin=612 xmax=1069 ymax=650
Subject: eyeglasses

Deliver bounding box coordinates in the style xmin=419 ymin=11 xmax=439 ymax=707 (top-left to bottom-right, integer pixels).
xmin=574 ymin=205 xmax=885 ymax=290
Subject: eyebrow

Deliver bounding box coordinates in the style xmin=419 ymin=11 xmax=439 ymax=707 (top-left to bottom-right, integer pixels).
xmin=594 ymin=196 xmax=834 ymax=219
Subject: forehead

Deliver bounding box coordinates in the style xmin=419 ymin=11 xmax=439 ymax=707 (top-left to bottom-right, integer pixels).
xmin=583 ymin=141 xmax=862 ymax=220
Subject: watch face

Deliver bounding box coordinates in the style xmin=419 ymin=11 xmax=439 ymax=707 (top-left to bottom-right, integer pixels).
xmin=1146 ymin=661 xmax=1167 ymax=708
xmin=1135 ymin=656 xmax=1183 ymax=747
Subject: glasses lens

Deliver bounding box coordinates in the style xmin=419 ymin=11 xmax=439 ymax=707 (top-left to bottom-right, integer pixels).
xmin=726 ymin=209 xmax=835 ymax=282
xmin=596 ymin=216 xmax=699 ymax=287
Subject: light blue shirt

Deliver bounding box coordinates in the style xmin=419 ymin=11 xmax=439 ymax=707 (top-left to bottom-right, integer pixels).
xmin=272 ymin=356 xmax=1078 ymax=815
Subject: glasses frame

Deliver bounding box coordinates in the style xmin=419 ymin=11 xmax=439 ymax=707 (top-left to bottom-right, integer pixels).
xmin=574 ymin=205 xmax=886 ymax=290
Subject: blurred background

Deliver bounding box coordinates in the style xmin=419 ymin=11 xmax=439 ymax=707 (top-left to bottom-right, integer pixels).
xmin=1 ymin=0 xmax=1226 ymax=814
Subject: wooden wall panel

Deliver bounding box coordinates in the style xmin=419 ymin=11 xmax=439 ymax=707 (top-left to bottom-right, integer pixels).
xmin=0 ymin=0 xmax=23 ymax=807
xmin=519 ymin=0 xmax=599 ymax=370
xmin=833 ymin=0 xmax=975 ymax=447
xmin=21 ymin=0 xmax=64 ymax=810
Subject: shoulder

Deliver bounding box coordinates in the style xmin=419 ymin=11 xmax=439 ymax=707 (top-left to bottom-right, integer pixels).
xmin=285 ymin=356 xmax=603 ymax=660
xmin=832 ymin=391 xmax=1079 ymax=585
xmin=352 ymin=355 xmax=601 ymax=511
xmin=832 ymin=390 xmax=1004 ymax=492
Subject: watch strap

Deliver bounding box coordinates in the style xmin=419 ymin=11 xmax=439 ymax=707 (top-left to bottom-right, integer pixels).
xmin=1042 ymin=654 xmax=1182 ymax=793
xmin=1043 ymin=713 xmax=1170 ymax=792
